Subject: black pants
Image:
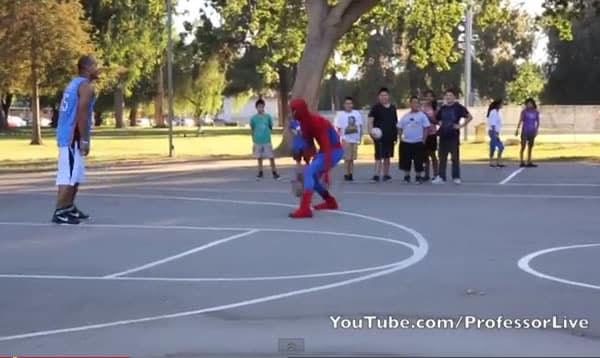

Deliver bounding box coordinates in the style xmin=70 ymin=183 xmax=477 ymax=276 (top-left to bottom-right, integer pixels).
xmin=399 ymin=141 xmax=425 ymax=173
xmin=438 ymin=137 xmax=460 ymax=180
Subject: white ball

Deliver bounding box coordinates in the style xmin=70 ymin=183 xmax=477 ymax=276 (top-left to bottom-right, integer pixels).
xmin=370 ymin=127 xmax=382 ymax=139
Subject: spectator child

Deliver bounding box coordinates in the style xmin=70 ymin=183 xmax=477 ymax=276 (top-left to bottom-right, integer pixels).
xmin=487 ymin=99 xmax=505 ymax=167
xmin=335 ymin=97 xmax=363 ymax=181
xmin=432 ymin=88 xmax=473 ymax=184
xmin=397 ymin=96 xmax=431 ymax=184
xmin=421 ymin=90 xmax=439 ymax=181
xmin=250 ymin=99 xmax=280 ymax=180
xmin=515 ymin=98 xmax=540 ymax=168
xmin=368 ymin=87 xmax=398 ymax=182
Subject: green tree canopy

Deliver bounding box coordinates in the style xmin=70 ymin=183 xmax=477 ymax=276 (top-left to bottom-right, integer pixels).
xmin=506 ymin=61 xmax=545 ymax=104
xmin=81 ymin=0 xmax=169 ymax=128
xmin=0 ymin=0 xmax=94 ymax=141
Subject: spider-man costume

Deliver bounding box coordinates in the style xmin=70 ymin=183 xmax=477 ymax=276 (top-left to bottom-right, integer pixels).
xmin=289 ymin=98 xmax=344 ymax=218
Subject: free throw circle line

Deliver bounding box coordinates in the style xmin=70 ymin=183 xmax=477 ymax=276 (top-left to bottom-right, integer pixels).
xmin=0 ymin=223 xmax=416 ymax=281
xmin=0 ymin=194 xmax=428 ymax=342
xmin=518 ymin=243 xmax=600 ymax=290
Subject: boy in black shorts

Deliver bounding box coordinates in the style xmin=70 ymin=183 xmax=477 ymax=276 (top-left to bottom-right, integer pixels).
xmin=397 ymin=96 xmax=430 ymax=184
xmin=368 ymin=87 xmax=398 ymax=182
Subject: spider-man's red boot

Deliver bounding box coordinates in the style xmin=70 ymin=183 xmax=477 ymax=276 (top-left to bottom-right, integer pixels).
xmin=314 ymin=190 xmax=338 ymax=211
xmin=289 ymin=189 xmax=313 ymax=218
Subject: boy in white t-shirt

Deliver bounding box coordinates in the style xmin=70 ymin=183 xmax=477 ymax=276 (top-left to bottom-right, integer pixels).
xmin=397 ymin=96 xmax=431 ymax=184
xmin=335 ymin=97 xmax=363 ymax=181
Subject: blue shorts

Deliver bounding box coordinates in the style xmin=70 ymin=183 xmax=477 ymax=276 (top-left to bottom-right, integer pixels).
xmin=303 ymin=148 xmax=344 ymax=192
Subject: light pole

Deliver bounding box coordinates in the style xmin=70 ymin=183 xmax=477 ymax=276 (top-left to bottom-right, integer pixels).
xmin=461 ymin=4 xmax=476 ymax=141
xmin=166 ymin=0 xmax=174 ymax=157
xmin=464 ymin=7 xmax=473 ymax=109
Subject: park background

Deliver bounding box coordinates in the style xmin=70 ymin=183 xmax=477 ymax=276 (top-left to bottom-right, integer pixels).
xmin=1 ymin=0 xmax=599 ymax=170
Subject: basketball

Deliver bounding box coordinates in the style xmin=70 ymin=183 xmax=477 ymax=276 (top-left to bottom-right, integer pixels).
xmin=291 ymin=179 xmax=303 ymax=197
xmin=370 ymin=127 xmax=382 ymax=139
xmin=291 ymin=168 xmax=304 ymax=197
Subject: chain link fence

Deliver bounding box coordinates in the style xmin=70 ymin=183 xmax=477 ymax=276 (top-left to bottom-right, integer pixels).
xmin=320 ymin=105 xmax=600 ymax=143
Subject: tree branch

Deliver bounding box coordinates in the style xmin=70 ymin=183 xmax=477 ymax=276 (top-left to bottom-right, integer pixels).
xmin=324 ymin=0 xmax=354 ymax=28
xmin=306 ymin=0 xmax=329 ymax=41
xmin=184 ymin=95 xmax=199 ymax=107
xmin=335 ymin=0 xmax=379 ymax=39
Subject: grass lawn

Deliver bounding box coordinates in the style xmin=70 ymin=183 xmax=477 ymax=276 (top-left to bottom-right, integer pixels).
xmin=1 ymin=127 xmax=599 ymax=171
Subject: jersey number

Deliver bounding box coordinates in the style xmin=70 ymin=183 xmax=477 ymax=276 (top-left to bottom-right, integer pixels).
xmin=60 ymin=94 xmax=70 ymax=112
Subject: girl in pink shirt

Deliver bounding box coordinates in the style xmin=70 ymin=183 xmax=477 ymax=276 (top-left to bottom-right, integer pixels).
xmin=422 ymin=90 xmax=439 ymax=181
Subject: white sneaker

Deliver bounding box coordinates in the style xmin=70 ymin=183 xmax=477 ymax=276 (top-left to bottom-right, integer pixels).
xmin=431 ymin=176 xmax=445 ymax=184
xmin=453 ymin=178 xmax=462 ymax=185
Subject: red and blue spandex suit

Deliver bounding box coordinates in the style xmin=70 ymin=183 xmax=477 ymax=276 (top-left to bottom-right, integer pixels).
xmin=289 ymin=98 xmax=344 ymax=218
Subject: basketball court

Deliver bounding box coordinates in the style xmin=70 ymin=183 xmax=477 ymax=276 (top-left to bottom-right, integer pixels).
xmin=0 ymin=160 xmax=599 ymax=357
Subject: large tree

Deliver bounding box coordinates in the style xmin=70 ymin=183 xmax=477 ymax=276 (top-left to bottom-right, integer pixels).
xmin=543 ymin=1 xmax=600 ymax=104
xmin=0 ymin=0 xmax=94 ymax=143
xmin=81 ymin=0 xmax=168 ymax=128
xmin=174 ymin=54 xmax=226 ymax=124
xmin=190 ymin=0 xmax=593 ymax=149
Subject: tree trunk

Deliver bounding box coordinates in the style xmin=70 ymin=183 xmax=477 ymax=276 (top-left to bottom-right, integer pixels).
xmin=277 ymin=66 xmax=291 ymax=127
xmin=0 ymin=95 xmax=7 ymax=131
xmin=275 ymin=0 xmax=379 ymax=153
xmin=154 ymin=64 xmax=165 ymax=127
xmin=1 ymin=92 xmax=12 ymax=120
xmin=128 ymin=104 xmax=138 ymax=127
xmin=330 ymin=71 xmax=338 ymax=112
xmin=94 ymin=111 xmax=103 ymax=127
xmin=276 ymin=36 xmax=336 ymax=153
xmin=0 ymin=92 xmax=12 ymax=130
xmin=30 ymin=72 xmax=42 ymax=145
xmin=114 ymin=83 xmax=125 ymax=128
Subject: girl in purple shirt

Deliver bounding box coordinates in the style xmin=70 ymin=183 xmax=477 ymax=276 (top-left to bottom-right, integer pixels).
xmin=515 ymin=98 xmax=540 ymax=167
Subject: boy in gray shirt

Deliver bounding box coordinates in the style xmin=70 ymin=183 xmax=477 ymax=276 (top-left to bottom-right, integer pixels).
xmin=397 ymin=96 xmax=431 ymax=184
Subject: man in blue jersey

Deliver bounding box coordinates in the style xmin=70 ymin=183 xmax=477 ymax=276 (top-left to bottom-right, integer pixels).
xmin=52 ymin=55 xmax=98 ymax=224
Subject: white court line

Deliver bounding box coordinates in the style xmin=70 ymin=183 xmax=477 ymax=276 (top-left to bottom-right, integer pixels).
xmin=82 ymin=190 xmax=600 ymax=201
xmin=0 ymin=195 xmax=429 ymax=342
xmin=0 ymin=225 xmax=416 ymax=282
xmin=518 ymin=243 xmax=600 ymax=291
xmin=5 ymin=189 xmax=600 ymax=200
xmin=499 ymin=167 xmax=525 ymax=185
xmin=104 ymin=230 xmax=259 ymax=278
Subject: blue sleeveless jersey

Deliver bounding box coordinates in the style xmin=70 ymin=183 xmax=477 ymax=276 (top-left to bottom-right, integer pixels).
xmin=290 ymin=118 xmax=308 ymax=152
xmin=56 ymin=77 xmax=95 ymax=147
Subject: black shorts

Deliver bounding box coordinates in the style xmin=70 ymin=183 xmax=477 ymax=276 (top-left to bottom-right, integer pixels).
xmin=399 ymin=141 xmax=425 ymax=172
xmin=521 ymin=132 xmax=536 ymax=146
xmin=374 ymin=139 xmax=395 ymax=160
xmin=425 ymin=134 xmax=437 ymax=152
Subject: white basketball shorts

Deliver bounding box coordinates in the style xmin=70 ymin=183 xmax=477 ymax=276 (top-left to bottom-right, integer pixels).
xmin=56 ymin=142 xmax=86 ymax=186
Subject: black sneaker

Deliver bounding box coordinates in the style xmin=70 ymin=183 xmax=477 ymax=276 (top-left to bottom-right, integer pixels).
xmin=415 ymin=176 xmax=424 ymax=184
xmin=383 ymin=175 xmax=392 ymax=182
xmin=256 ymin=171 xmax=264 ymax=180
xmin=526 ymin=163 xmax=538 ymax=168
xmin=52 ymin=211 xmax=80 ymax=225
xmin=69 ymin=206 xmax=89 ymax=220
xmin=403 ymin=175 xmax=410 ymax=184
xmin=273 ymin=172 xmax=280 ymax=180
xmin=371 ymin=175 xmax=380 ymax=183
xmin=348 ymin=173 xmax=354 ymax=181
xmin=520 ymin=162 xmax=526 ymax=168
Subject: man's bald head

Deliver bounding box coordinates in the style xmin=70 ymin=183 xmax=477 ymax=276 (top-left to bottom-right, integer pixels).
xmin=78 ymin=55 xmax=98 ymax=80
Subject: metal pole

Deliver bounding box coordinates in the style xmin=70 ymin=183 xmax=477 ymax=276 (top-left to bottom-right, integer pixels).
xmin=166 ymin=0 xmax=174 ymax=157
xmin=464 ymin=7 xmax=473 ymax=141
